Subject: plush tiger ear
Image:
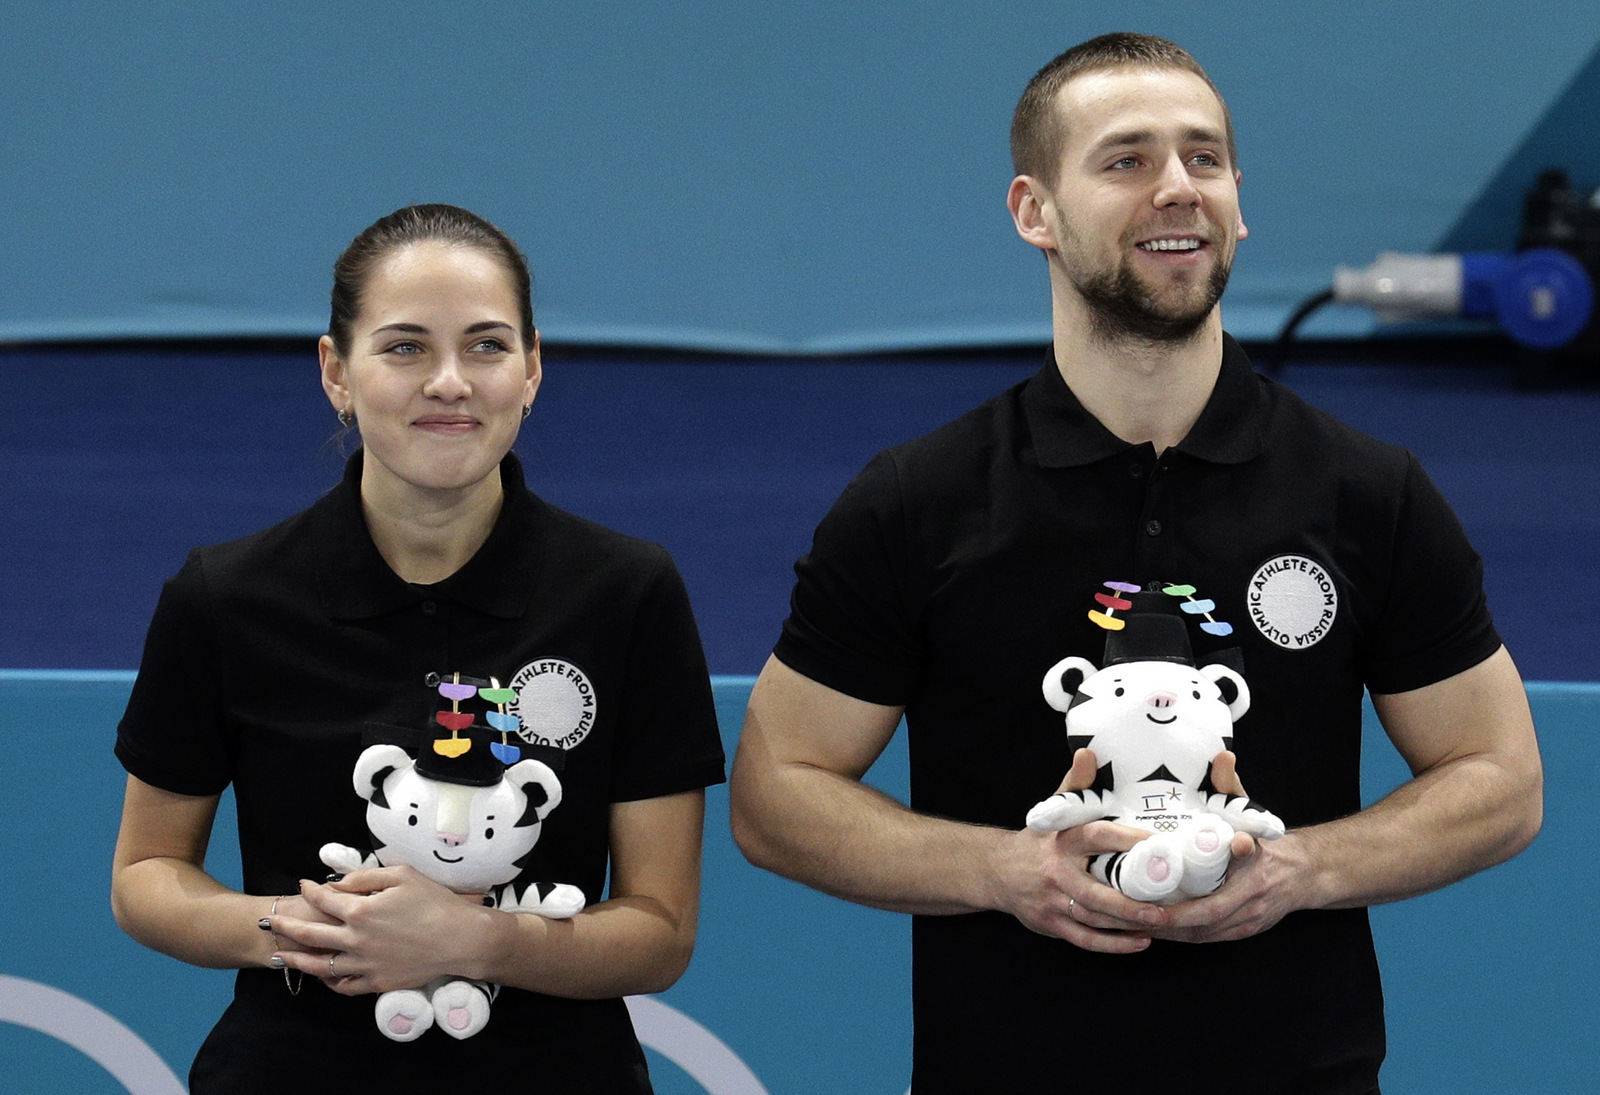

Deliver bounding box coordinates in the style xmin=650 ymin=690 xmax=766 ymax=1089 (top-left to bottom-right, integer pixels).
xmin=1042 ymin=657 xmax=1099 ymax=713
xmin=1199 ymin=664 xmax=1251 ymax=721
xmin=508 ymin=758 xmax=564 ymax=826
xmin=352 ymin=744 xmax=412 ymax=805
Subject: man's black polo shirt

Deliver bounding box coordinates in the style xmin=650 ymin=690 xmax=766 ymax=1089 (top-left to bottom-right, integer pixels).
xmin=776 ymin=335 xmax=1500 ymax=1093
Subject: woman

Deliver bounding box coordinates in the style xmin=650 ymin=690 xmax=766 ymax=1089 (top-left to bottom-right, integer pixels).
xmin=110 ymin=204 xmax=725 ymax=1091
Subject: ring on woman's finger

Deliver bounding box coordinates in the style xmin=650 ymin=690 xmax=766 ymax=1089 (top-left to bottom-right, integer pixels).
xmin=1067 ymin=897 xmax=1077 ymax=919
xmin=328 ymin=953 xmax=338 ymax=978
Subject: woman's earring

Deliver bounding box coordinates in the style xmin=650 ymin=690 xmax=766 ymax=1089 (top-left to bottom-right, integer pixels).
xmin=338 ymin=409 xmax=354 ymax=428
xmin=521 ymin=403 xmax=532 ymax=420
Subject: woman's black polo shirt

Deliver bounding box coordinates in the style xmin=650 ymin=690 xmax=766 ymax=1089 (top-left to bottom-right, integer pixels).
xmin=115 ymin=451 xmax=724 ymax=1088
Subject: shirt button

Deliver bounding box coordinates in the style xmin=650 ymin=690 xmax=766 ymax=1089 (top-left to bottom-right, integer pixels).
xmin=421 ymin=600 xmax=437 ymax=616
xmin=1145 ymin=519 xmax=1163 ymax=537
xmin=1129 ymin=464 xmax=1145 ymax=479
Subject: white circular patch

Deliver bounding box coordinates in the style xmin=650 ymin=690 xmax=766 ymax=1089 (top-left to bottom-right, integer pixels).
xmin=508 ymin=658 xmax=597 ymax=751
xmin=1247 ymin=555 xmax=1339 ymax=649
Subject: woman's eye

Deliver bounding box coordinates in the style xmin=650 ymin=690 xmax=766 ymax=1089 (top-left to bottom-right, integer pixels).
xmin=383 ymin=341 xmax=424 ymax=356
xmin=471 ymin=338 xmax=510 ymax=354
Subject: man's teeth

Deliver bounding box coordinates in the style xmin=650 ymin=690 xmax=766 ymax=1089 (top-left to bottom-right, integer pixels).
xmin=1139 ymin=239 xmax=1201 ymax=251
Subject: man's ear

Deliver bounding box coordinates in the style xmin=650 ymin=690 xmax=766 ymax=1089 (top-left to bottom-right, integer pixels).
xmin=318 ymin=335 xmax=350 ymax=414
xmin=1234 ymin=170 xmax=1248 ymax=241
xmin=1007 ymin=175 xmax=1058 ymax=252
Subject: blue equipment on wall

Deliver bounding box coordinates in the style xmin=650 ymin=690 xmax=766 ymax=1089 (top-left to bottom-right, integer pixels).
xmin=1271 ymin=170 xmax=1600 ymax=377
xmin=1332 ymin=248 xmax=1592 ymax=349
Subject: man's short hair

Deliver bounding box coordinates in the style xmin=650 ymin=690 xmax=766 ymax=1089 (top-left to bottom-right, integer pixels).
xmin=1010 ymin=32 xmax=1236 ymax=186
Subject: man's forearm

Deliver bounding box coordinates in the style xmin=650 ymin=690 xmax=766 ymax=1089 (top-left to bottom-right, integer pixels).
xmin=1294 ymin=747 xmax=1542 ymax=911
xmin=731 ymin=658 xmax=1171 ymax=953
xmin=1162 ymin=648 xmax=1543 ymax=942
xmin=731 ymin=728 xmax=1008 ymax=915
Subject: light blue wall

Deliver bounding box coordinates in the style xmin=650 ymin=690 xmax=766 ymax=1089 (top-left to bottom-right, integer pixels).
xmin=2 ymin=673 xmax=1590 ymax=1092
xmin=1 ymin=2 xmax=1596 ymax=351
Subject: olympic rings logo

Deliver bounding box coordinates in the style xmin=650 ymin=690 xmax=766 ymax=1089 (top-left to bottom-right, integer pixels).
xmin=0 ymin=976 xmax=770 ymax=1095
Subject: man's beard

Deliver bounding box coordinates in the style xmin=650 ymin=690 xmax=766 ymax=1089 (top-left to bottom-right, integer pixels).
xmin=1075 ymin=253 xmax=1232 ymax=345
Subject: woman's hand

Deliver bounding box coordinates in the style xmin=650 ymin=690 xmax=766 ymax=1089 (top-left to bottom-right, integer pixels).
xmin=268 ymin=866 xmax=498 ymax=994
xmin=256 ymin=890 xmax=343 ymax=981
xmin=271 ymin=790 xmax=708 ymax=1000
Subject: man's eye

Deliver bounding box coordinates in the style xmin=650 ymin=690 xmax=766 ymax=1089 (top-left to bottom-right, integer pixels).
xmin=1112 ymin=156 xmax=1139 ymax=170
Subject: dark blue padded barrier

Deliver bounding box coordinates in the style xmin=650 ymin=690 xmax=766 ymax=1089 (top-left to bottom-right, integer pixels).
xmin=3 ymin=345 xmax=1597 ymax=681
xmin=0 ymin=672 xmax=1589 ymax=1092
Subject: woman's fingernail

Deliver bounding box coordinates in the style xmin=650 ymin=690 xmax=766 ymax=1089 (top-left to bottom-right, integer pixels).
xmin=325 ymin=873 xmax=345 ymax=883
xmin=257 ymin=918 xmax=272 ymax=931
xmin=268 ymin=956 xmax=286 ymax=969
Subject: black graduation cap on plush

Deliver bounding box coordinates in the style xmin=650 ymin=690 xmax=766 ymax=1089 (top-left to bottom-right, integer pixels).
xmin=415 ymin=727 xmax=506 ymax=787
xmin=1103 ymin=591 xmax=1195 ymax=667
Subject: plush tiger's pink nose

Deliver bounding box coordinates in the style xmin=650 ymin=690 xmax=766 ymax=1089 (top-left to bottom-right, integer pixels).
xmin=1148 ymin=692 xmax=1177 ymax=709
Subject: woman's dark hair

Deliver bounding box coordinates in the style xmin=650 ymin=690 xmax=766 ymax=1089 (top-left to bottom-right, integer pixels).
xmin=328 ymin=204 xmax=535 ymax=356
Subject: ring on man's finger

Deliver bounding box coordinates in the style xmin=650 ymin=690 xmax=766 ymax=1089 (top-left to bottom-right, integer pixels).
xmin=329 ymin=953 xmax=338 ymax=978
xmin=1067 ymin=897 xmax=1077 ymax=919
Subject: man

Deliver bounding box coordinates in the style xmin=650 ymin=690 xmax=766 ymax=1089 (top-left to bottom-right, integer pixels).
xmin=729 ymin=32 xmax=1542 ymax=1095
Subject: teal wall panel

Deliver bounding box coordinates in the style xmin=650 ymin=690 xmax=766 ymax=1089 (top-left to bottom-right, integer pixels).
xmin=1 ymin=2 xmax=1596 ymax=350
xmin=0 ymin=672 xmax=1588 ymax=1091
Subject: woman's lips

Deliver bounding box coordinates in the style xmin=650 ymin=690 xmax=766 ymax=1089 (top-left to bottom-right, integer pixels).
xmin=414 ymin=415 xmax=480 ymax=434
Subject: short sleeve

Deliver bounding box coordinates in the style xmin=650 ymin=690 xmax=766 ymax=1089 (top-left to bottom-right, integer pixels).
xmin=606 ymin=549 xmax=726 ymax=803
xmin=1359 ymin=454 xmax=1503 ymax=695
xmin=774 ymin=451 xmax=924 ymax=705
xmin=114 ymin=551 xmax=234 ymax=796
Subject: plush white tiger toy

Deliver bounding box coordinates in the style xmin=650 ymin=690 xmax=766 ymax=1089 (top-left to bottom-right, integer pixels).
xmin=1026 ymin=585 xmax=1285 ymax=904
xmin=321 ymin=733 xmax=585 ymax=1042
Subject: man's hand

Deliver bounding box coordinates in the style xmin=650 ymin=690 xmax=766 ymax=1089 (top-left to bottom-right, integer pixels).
xmin=1154 ymin=750 xmax=1304 ymax=943
xmin=1153 ymin=833 xmax=1313 ymax=942
xmin=992 ymin=748 xmax=1170 ymax=953
xmin=1206 ymin=750 xmax=1267 ymax=859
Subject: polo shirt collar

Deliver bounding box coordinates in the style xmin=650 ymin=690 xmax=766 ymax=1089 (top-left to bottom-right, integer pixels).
xmin=1024 ymin=332 xmax=1265 ymax=468
xmin=316 ymin=451 xmax=542 ymax=621
xmin=1175 ymin=334 xmax=1268 ymax=464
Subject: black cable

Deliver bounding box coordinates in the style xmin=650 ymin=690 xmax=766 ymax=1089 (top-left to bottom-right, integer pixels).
xmin=1263 ymin=288 xmax=1335 ymax=373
